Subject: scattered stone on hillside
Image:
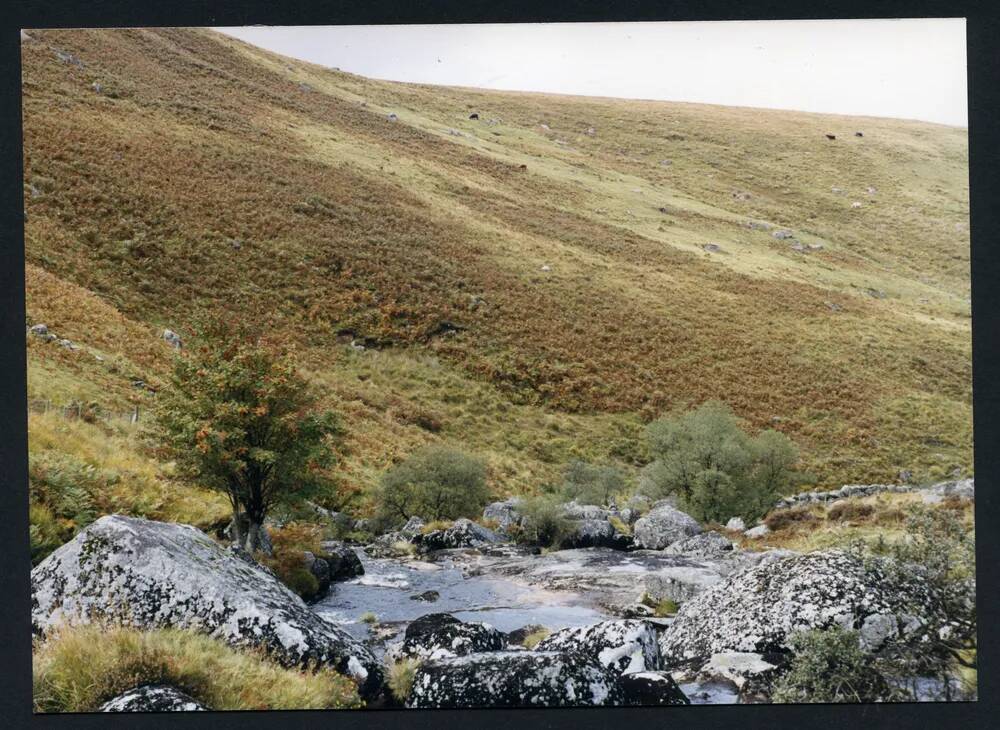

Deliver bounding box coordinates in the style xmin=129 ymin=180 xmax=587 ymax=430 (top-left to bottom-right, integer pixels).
xmin=898 ymin=469 xmax=913 ymax=484
xmin=807 ymin=243 xmax=824 ymax=251
xmin=743 ymin=524 xmax=770 ymax=539
xmin=31 ymin=515 xmax=383 ymax=698
xmin=852 ymin=201 xmax=863 ymax=209
xmin=387 ymin=113 xmax=398 ymax=122
xmin=663 ymin=531 xmax=733 ymax=558
xmin=790 ymin=241 xmax=805 ymax=251
xmin=535 ymin=620 xmax=661 ymax=675
xmin=55 ymin=49 xmax=83 ymax=66
xmin=482 ymin=498 xmax=524 ymax=533
xmin=866 ymin=288 xmax=887 ymax=299
xmin=724 ymin=517 xmax=746 ymax=532
xmin=824 ymin=301 xmax=843 ymax=312
xmin=91 ymin=81 xmax=103 ymax=94
xmin=831 ymin=186 xmax=844 ymax=194
xmin=772 ymin=230 xmax=795 ymax=240
xmin=539 ymin=123 xmax=550 ymax=130
xmin=162 ymin=329 xmax=182 ymax=349
xmin=702 ymin=243 xmax=722 ymax=253
xmin=660 ymin=159 xmax=672 ymax=166
xmin=867 ymin=185 xmax=877 ymax=194
xmin=406 ymin=651 xmax=624 ymax=708
xmin=99 ymin=684 xmax=207 ymax=712
xmin=417 ymin=518 xmax=507 ymax=550
xmin=299 ymin=82 xmax=312 ymax=92
xmin=540 ymin=264 xmax=552 ymax=272
xmin=658 ymin=549 xmax=945 ymax=668
xmin=29 ymin=323 xmax=48 ymax=336
xmin=632 ymin=504 xmax=702 ymax=550
xmin=468 ymin=294 xmax=486 ymax=309
xmin=57 ymin=338 xmax=76 ymax=350
xmin=922 ymin=478 xmax=974 ymax=504
xmin=732 ymin=191 xmax=751 ymax=201
xmin=619 ymin=671 xmax=691 ymax=706
xmin=586 ymin=127 xmax=596 ymax=135
xmin=748 ymin=221 xmax=771 ymax=231
xmin=392 ymin=613 xmax=505 ymax=661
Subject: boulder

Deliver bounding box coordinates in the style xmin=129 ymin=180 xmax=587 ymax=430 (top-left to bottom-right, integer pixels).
xmin=560 ymin=517 xmax=630 ymax=550
xmin=658 ymin=550 xmax=944 ymax=668
xmin=535 ymin=619 xmax=661 ymax=675
xmin=482 ymin=498 xmax=523 ymax=532
xmin=320 ymin=541 xmax=365 ymax=580
xmin=31 ymin=515 xmax=383 ymax=698
xmin=162 ymin=329 xmax=182 ymax=349
xmin=693 ymin=652 xmax=787 ymax=703
xmin=99 ymin=684 xmax=207 ymax=712
xmin=724 ymin=517 xmax=745 ymax=532
xmin=619 ymin=671 xmax=690 ymax=706
xmin=407 ymin=651 xmax=624 ymax=708
xmin=29 ymin=323 xmax=48 ymax=336
xmin=743 ymin=524 xmax=770 ymax=539
xmin=925 ymin=478 xmax=974 ymax=501
xmin=366 ymin=531 xmax=411 ymax=558
xmin=642 ymin=564 xmax=727 ymax=604
xmin=393 ymin=613 xmax=505 ymax=661
xmin=632 ymin=504 xmax=702 ymax=549
xmin=400 ymin=516 xmax=426 ymax=537
xmin=302 ymin=551 xmax=331 ymax=601
xmin=417 ymin=518 xmax=507 ymax=550
xmin=663 ymin=531 xmax=734 ymax=558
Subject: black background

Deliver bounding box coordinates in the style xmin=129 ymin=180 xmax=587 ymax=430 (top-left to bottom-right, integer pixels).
xmin=1 ymin=2 xmax=997 ymax=728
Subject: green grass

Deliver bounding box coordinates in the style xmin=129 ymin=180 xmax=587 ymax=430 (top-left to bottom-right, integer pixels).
xmin=21 ymin=27 xmax=971 ymax=515
xmin=32 ymin=624 xmax=362 ymax=712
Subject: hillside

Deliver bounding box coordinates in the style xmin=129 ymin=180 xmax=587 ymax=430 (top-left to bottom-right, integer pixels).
xmin=21 ymin=26 xmax=972 ymax=511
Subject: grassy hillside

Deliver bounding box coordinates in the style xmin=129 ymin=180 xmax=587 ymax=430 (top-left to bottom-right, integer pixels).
xmin=21 ymin=27 xmax=971 ymax=515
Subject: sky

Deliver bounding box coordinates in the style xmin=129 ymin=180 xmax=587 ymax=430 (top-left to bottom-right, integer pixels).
xmin=217 ymin=19 xmax=968 ymax=127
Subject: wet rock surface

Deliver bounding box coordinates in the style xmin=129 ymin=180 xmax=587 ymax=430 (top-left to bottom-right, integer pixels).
xmin=392 ymin=612 xmax=506 ymax=660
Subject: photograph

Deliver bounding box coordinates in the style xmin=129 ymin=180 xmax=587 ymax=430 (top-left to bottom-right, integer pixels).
xmin=20 ymin=18 xmax=975 ymax=712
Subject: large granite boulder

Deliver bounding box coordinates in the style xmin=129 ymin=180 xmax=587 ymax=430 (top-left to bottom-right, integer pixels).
xmin=417 ymin=518 xmax=507 ymax=550
xmin=659 ymin=550 xmax=943 ymax=668
xmin=482 ymin=499 xmax=524 ymax=532
xmin=663 ymin=530 xmax=734 ymax=558
xmin=320 ymin=541 xmax=365 ymax=580
xmin=407 ymin=651 xmax=624 ymax=708
xmin=633 ymin=504 xmax=702 ymax=549
xmin=619 ymin=671 xmax=690 ymax=706
xmin=535 ymin=619 xmax=661 ymax=675
xmin=391 ymin=613 xmax=505 ymax=660
xmin=99 ymin=684 xmax=207 ymax=712
xmin=559 ymin=517 xmax=631 ymax=550
xmin=31 ymin=516 xmax=383 ymax=698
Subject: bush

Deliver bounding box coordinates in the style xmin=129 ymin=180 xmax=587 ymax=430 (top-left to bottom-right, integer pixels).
xmin=386 ymin=658 xmax=421 ymax=704
xmin=258 ymin=522 xmax=326 ymax=601
xmin=640 ymin=401 xmax=798 ymax=523
xmin=764 ymin=506 xmax=820 ymax=531
xmin=772 ymin=627 xmax=898 ymax=703
xmin=373 ymin=446 xmax=489 ymax=526
xmin=32 ymin=624 xmax=362 ymax=712
xmin=514 ymin=494 xmax=574 ymax=548
xmin=561 ymin=460 xmax=624 ymax=506
xmin=827 ymin=501 xmax=876 ymax=523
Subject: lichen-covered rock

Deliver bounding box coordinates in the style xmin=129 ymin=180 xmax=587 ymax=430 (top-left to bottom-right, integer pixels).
xmin=365 ymin=531 xmax=411 ymax=558
xmin=99 ymin=684 xmax=207 ymax=712
xmin=619 ymin=671 xmax=690 ymax=706
xmin=417 ymin=518 xmax=507 ymax=550
xmin=743 ymin=524 xmax=770 ymax=539
xmin=690 ymin=652 xmax=788 ymax=703
xmin=659 ymin=550 xmax=942 ymax=668
xmin=31 ymin=515 xmax=383 ymax=698
xmin=406 ymin=651 xmax=624 ymax=708
xmin=535 ymin=619 xmax=661 ymax=675
xmin=632 ymin=504 xmax=702 ymax=549
xmin=400 ymin=516 xmax=426 ymax=537
xmin=724 ymin=517 xmax=746 ymax=532
xmin=642 ymin=563 xmax=726 ymax=604
xmin=560 ymin=517 xmax=631 ymax=549
xmin=482 ymin=498 xmax=524 ymax=532
xmin=394 ymin=613 xmax=506 ymax=660
xmin=663 ymin=530 xmax=734 ymax=558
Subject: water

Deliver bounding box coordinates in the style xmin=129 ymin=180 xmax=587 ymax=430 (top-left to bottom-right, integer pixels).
xmin=313 ymin=548 xmax=611 ymax=643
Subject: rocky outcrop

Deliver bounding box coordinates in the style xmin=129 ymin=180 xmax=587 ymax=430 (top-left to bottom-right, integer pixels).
xmin=560 ymin=517 xmax=631 ymax=550
xmin=320 ymin=541 xmax=365 ymax=581
xmin=663 ymin=531 xmax=734 ymax=558
xmin=771 ymin=478 xmax=973 ymax=511
xmin=31 ymin=516 xmax=383 ymax=698
xmin=632 ymin=504 xmax=702 ymax=549
xmin=619 ymin=671 xmax=691 ymax=706
xmin=417 ymin=518 xmax=508 ymax=550
xmin=658 ymin=550 xmax=943 ymax=668
xmin=535 ymin=619 xmax=661 ymax=675
xmin=482 ymin=499 xmax=524 ymax=533
xmin=406 ymin=651 xmax=624 ymax=708
xmin=99 ymin=684 xmax=207 ymax=712
xmin=392 ymin=613 xmax=506 ymax=660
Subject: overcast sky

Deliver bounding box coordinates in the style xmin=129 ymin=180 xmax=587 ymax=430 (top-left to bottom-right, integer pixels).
xmin=217 ymin=19 xmax=968 ymax=127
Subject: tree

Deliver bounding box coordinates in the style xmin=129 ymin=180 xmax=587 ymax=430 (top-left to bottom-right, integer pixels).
xmin=561 ymin=460 xmax=625 ymax=506
xmin=640 ymin=400 xmax=798 ymax=523
xmin=154 ymin=317 xmax=340 ymax=553
xmin=373 ymin=446 xmax=489 ymax=526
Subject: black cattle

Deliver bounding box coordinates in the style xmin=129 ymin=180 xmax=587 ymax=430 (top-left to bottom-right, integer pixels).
xmin=469 ymin=113 xmax=479 ymax=120
xmin=825 ymin=134 xmax=836 ymax=140
xmin=855 ymin=131 xmax=864 ymax=137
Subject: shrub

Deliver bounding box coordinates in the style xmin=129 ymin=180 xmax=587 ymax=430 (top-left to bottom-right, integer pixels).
xmin=386 ymin=658 xmax=421 ymax=703
xmin=32 ymin=624 xmax=362 ymax=712
xmin=360 ymin=612 xmax=378 ymax=624
xmin=772 ymin=627 xmax=897 ymax=703
xmin=561 ymin=460 xmax=624 ymax=506
xmin=373 ymin=445 xmax=489 ymax=526
xmin=515 ymin=494 xmax=574 ymax=548
xmin=764 ymin=506 xmax=820 ymax=531
xmin=827 ymin=501 xmax=876 ymax=523
xmin=640 ymin=400 xmax=798 ymax=523
xmin=521 ymin=628 xmax=551 ymax=649
xmin=258 ymin=522 xmax=325 ymax=601
xmin=641 ymin=593 xmax=680 ymax=617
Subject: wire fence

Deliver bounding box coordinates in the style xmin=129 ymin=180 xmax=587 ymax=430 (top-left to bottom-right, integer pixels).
xmin=28 ymin=397 xmax=142 ymax=425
